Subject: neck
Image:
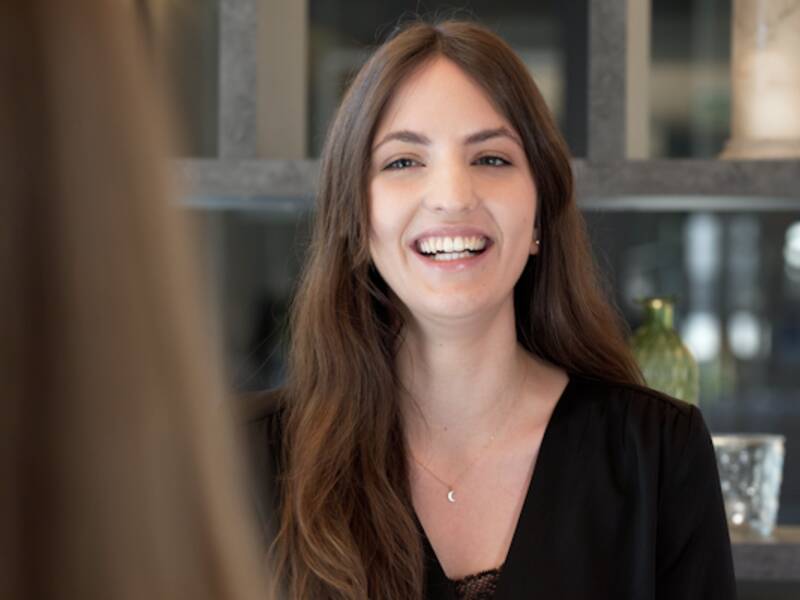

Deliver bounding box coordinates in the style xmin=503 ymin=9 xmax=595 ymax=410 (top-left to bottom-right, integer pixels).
xmin=397 ymin=298 xmax=529 ymax=450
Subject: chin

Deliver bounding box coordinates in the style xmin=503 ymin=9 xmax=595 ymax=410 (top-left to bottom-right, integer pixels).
xmin=410 ymin=293 xmax=501 ymax=323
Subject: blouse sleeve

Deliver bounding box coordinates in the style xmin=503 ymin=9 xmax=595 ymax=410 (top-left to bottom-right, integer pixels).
xmin=655 ymin=404 xmax=737 ymax=599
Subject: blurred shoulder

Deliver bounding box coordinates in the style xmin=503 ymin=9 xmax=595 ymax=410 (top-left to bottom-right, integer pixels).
xmin=235 ymin=386 xmax=286 ymax=457
xmin=238 ymin=386 xmax=285 ymax=423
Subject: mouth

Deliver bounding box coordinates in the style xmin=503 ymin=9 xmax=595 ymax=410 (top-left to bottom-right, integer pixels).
xmin=413 ymin=234 xmax=493 ymax=262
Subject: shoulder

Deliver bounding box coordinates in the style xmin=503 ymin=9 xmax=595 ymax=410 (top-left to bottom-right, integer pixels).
xmin=571 ymin=372 xmax=694 ymax=417
xmin=567 ymin=374 xmax=721 ymax=519
xmin=568 ymin=373 xmax=708 ymax=468
xmin=570 ymin=373 xmax=697 ymax=430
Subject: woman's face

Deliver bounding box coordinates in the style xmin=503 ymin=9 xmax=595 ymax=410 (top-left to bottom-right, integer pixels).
xmin=368 ymin=56 xmax=539 ymax=324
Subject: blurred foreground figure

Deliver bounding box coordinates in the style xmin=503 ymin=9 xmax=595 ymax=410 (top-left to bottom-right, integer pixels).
xmin=0 ymin=3 xmax=270 ymax=599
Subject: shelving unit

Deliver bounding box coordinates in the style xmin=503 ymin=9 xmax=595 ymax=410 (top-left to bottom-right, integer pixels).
xmin=183 ymin=0 xmax=800 ymax=205
xmin=179 ymin=0 xmax=800 ymax=583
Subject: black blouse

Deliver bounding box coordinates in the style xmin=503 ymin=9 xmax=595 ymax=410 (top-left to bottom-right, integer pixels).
xmin=244 ymin=374 xmax=737 ymax=600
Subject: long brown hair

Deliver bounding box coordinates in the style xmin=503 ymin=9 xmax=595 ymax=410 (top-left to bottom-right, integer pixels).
xmin=273 ymin=18 xmax=643 ymax=599
xmin=0 ymin=2 xmax=269 ymax=599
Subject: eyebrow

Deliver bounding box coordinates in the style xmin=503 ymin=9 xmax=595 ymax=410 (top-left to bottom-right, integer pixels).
xmin=371 ymin=126 xmax=523 ymax=152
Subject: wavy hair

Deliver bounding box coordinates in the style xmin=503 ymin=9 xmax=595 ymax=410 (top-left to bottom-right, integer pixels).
xmin=272 ymin=18 xmax=643 ymax=599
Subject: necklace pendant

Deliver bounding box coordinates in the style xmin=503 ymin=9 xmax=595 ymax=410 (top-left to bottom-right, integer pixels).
xmin=447 ymin=489 xmax=456 ymax=503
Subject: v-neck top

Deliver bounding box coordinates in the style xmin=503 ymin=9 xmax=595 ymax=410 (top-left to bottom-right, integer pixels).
xmin=244 ymin=373 xmax=737 ymax=600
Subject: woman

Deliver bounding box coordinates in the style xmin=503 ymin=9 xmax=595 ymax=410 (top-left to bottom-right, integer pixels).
xmin=247 ymin=19 xmax=736 ymax=600
xmin=1 ymin=2 xmax=269 ymax=599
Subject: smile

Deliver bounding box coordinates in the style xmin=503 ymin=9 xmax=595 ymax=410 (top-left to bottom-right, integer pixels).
xmin=415 ymin=235 xmax=489 ymax=261
xmin=411 ymin=234 xmax=494 ymax=271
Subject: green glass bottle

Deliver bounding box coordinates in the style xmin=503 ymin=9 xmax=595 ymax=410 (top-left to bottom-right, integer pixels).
xmin=630 ymin=297 xmax=699 ymax=405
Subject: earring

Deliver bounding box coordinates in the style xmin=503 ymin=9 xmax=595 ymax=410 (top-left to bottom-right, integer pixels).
xmin=535 ymin=240 xmax=540 ymax=245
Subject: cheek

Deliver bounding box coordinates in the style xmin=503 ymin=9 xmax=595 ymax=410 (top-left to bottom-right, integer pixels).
xmin=368 ymin=184 xmax=406 ymax=259
xmin=500 ymin=195 xmax=537 ymax=249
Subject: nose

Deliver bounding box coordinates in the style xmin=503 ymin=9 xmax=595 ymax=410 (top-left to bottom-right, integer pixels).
xmin=423 ymin=158 xmax=479 ymax=214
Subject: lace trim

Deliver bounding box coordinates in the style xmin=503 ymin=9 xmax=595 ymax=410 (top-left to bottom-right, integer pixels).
xmin=452 ymin=565 xmax=502 ymax=600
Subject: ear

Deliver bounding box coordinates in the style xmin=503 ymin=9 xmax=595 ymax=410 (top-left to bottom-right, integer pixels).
xmin=530 ymin=225 xmax=540 ymax=255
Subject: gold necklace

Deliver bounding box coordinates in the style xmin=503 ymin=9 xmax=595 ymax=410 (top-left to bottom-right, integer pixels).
xmin=408 ymin=359 xmax=528 ymax=504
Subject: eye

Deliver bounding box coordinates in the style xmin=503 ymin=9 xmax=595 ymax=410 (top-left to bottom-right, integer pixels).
xmin=475 ymin=155 xmax=511 ymax=167
xmin=383 ymin=157 xmax=421 ymax=171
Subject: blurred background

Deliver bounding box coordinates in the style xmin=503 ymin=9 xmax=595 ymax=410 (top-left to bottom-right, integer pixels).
xmin=135 ymin=0 xmax=799 ymax=594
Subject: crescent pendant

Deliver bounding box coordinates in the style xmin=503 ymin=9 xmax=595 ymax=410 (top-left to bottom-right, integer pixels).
xmin=447 ymin=490 xmax=456 ymax=503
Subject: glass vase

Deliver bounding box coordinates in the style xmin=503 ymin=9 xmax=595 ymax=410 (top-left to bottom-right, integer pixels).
xmin=630 ymin=297 xmax=699 ymax=405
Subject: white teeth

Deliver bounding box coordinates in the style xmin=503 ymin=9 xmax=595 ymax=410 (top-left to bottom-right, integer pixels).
xmin=433 ymin=251 xmax=473 ymax=261
xmin=416 ymin=235 xmax=488 ymax=255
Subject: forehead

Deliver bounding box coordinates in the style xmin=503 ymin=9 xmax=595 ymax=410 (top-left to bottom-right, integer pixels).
xmin=373 ymin=55 xmax=513 ymax=140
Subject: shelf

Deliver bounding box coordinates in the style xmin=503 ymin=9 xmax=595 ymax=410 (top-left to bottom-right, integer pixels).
xmin=574 ymin=159 xmax=800 ymax=203
xmin=178 ymin=158 xmax=800 ymax=212
xmin=733 ymin=526 xmax=800 ymax=581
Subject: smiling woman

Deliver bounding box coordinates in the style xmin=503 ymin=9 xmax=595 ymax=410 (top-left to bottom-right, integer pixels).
xmin=245 ymin=18 xmax=737 ymax=600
